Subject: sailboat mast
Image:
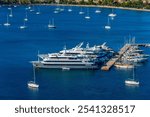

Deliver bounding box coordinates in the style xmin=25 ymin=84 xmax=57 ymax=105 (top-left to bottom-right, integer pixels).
xmin=108 ymin=17 xmax=110 ymax=26
xmin=80 ymin=7 xmax=82 ymax=12
xmin=26 ymin=12 xmax=27 ymax=18
xmin=23 ymin=20 xmax=25 ymax=26
xmin=11 ymin=9 xmax=12 ymax=15
xmin=48 ymin=20 xmax=50 ymax=25
xmin=87 ymin=8 xmax=89 ymax=16
xmin=33 ymin=66 xmax=36 ymax=83
xmin=133 ymin=65 xmax=135 ymax=80
xmin=38 ymin=7 xmax=40 ymax=12
xmin=7 ymin=15 xmax=9 ymax=23
xmin=52 ymin=18 xmax=54 ymax=25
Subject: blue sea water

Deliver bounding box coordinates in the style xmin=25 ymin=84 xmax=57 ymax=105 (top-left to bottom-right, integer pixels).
xmin=0 ymin=5 xmax=150 ymax=100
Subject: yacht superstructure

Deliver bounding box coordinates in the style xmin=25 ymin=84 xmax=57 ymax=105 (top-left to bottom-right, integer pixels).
xmin=31 ymin=42 xmax=114 ymax=69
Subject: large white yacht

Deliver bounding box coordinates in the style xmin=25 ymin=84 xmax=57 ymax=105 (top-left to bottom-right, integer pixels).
xmin=31 ymin=42 xmax=114 ymax=69
xmin=32 ymin=53 xmax=98 ymax=69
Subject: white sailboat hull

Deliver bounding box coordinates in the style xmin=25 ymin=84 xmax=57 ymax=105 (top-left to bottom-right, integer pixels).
xmin=108 ymin=13 xmax=116 ymax=17
xmin=125 ymin=80 xmax=139 ymax=85
xmin=85 ymin=16 xmax=90 ymax=19
xmin=36 ymin=12 xmax=40 ymax=15
xmin=4 ymin=23 xmax=10 ymax=26
xmin=28 ymin=81 xmax=39 ymax=88
xmin=9 ymin=14 xmax=13 ymax=17
xmin=68 ymin=9 xmax=72 ymax=12
xmin=48 ymin=25 xmax=56 ymax=28
xmin=19 ymin=26 xmax=26 ymax=29
xmin=79 ymin=12 xmax=84 ymax=14
xmin=54 ymin=11 xmax=59 ymax=13
xmin=95 ymin=10 xmax=101 ymax=13
xmin=105 ymin=26 xmax=111 ymax=29
xmin=24 ymin=18 xmax=28 ymax=21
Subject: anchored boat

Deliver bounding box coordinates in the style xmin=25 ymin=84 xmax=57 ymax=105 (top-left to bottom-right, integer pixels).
xmin=125 ymin=66 xmax=139 ymax=85
xmin=28 ymin=67 xmax=39 ymax=88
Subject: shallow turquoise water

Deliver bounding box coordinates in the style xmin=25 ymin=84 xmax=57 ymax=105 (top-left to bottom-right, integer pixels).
xmin=0 ymin=5 xmax=150 ymax=99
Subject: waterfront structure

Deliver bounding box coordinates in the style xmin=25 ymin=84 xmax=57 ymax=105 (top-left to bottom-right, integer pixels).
xmin=101 ymin=41 xmax=150 ymax=71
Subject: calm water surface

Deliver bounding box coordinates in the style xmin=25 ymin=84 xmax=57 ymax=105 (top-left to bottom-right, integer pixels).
xmin=0 ymin=5 xmax=150 ymax=99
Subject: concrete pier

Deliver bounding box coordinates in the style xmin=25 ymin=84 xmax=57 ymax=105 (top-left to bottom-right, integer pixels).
xmin=101 ymin=44 xmax=132 ymax=71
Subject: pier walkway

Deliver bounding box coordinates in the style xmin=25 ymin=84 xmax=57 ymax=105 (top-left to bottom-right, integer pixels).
xmin=101 ymin=44 xmax=131 ymax=71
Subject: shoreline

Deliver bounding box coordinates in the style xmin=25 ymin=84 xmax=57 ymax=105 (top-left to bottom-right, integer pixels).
xmin=1 ymin=3 xmax=150 ymax=12
xmin=57 ymin=4 xmax=150 ymax=12
xmin=41 ymin=3 xmax=150 ymax=12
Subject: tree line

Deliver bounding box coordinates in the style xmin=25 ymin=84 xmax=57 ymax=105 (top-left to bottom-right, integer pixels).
xmin=0 ymin=0 xmax=55 ymax=4
xmin=0 ymin=0 xmax=150 ymax=9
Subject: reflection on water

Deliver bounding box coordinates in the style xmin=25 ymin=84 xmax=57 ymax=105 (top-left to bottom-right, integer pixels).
xmin=125 ymin=83 xmax=139 ymax=93
xmin=125 ymin=83 xmax=139 ymax=88
xmin=28 ymin=86 xmax=39 ymax=99
xmin=28 ymin=86 xmax=39 ymax=91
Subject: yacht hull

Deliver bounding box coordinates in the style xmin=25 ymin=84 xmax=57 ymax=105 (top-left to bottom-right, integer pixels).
xmin=32 ymin=61 xmax=99 ymax=70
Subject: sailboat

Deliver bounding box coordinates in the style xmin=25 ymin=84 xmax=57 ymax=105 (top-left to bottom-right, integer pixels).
xmin=26 ymin=6 xmax=31 ymax=10
xmin=108 ymin=8 xmax=116 ymax=17
xmin=125 ymin=66 xmax=139 ymax=85
xmin=68 ymin=7 xmax=72 ymax=12
xmin=55 ymin=7 xmax=60 ymax=11
xmin=79 ymin=7 xmax=84 ymax=14
xmin=36 ymin=7 xmax=41 ymax=15
xmin=4 ymin=15 xmax=11 ymax=26
xmin=24 ymin=12 xmax=28 ymax=21
xmin=48 ymin=19 xmax=56 ymax=28
xmin=85 ymin=8 xmax=90 ymax=19
xmin=8 ymin=7 xmax=11 ymax=10
xmin=9 ymin=8 xmax=13 ymax=17
xmin=105 ymin=17 xmax=111 ymax=29
xmin=54 ymin=10 xmax=59 ymax=14
xmin=60 ymin=6 xmax=65 ymax=12
xmin=55 ymin=4 xmax=60 ymax=11
xmin=95 ymin=8 xmax=101 ymax=13
xmin=30 ymin=6 xmax=35 ymax=12
xmin=28 ymin=66 xmax=39 ymax=88
xmin=19 ymin=21 xmax=27 ymax=29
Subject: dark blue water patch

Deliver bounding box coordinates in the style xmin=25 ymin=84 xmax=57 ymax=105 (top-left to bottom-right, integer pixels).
xmin=0 ymin=5 xmax=150 ymax=100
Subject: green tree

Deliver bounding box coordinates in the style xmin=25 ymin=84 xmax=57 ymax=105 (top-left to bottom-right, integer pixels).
xmin=101 ymin=0 xmax=114 ymax=5
xmin=88 ymin=0 xmax=94 ymax=5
